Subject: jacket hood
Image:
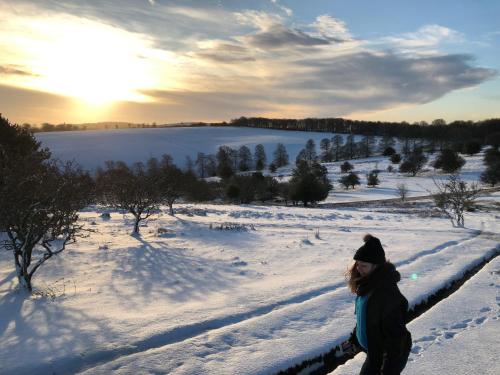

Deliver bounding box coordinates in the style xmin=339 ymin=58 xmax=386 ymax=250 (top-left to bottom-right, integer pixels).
xmin=356 ymin=261 xmax=401 ymax=296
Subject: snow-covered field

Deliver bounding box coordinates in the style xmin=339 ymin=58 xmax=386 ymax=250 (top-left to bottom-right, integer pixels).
xmin=1 ymin=192 xmax=498 ymax=374
xmin=1 ymin=129 xmax=498 ymax=374
xmin=282 ymin=152 xmax=486 ymax=203
xmin=35 ymin=126 xmax=362 ymax=171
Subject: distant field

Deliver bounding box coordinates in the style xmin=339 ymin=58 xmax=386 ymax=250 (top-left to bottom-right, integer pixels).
xmin=35 ymin=126 xmax=361 ymax=171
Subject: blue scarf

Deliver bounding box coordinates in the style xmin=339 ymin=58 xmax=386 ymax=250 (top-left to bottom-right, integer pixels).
xmin=355 ymin=294 xmax=370 ymax=349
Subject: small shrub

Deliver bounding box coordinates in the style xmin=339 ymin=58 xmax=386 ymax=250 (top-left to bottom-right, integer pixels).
xmin=340 ymin=161 xmax=354 ymax=173
xmin=382 ymin=146 xmax=396 ymax=156
xmin=432 ymin=149 xmax=466 ymax=173
xmin=340 ymin=172 xmax=361 ymax=189
xmin=463 ymin=141 xmax=481 ymax=155
xmin=366 ymin=171 xmax=380 ymax=187
xmin=390 ymin=153 xmax=401 ymax=164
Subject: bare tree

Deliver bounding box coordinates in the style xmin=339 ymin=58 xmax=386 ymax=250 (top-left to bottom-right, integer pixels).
xmin=2 ymin=161 xmax=93 ymax=292
xmin=238 ymin=145 xmax=253 ymax=171
xmin=1 ymin=115 xmax=93 ymax=292
xmin=195 ymin=152 xmax=207 ymax=178
xmin=396 ymin=183 xmax=408 ymax=202
xmin=158 ymin=155 xmax=185 ymax=216
xmin=320 ymin=138 xmax=333 ymax=162
xmin=431 ymin=174 xmax=480 ymax=227
xmin=254 ymin=144 xmax=267 ymax=170
xmin=331 ymin=135 xmax=344 ymax=161
xmin=273 ymin=143 xmax=289 ymax=168
xmin=96 ymin=160 xmax=162 ymax=234
xmin=304 ymin=139 xmax=317 ymax=164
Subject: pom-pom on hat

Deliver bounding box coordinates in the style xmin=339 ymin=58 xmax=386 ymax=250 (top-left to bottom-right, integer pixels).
xmin=354 ymin=234 xmax=386 ymax=265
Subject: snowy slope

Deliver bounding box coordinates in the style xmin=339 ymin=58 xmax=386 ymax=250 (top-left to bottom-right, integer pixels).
xmin=35 ymin=126 xmax=362 ymax=171
xmin=1 ymin=193 xmax=498 ymax=374
xmin=331 ymin=254 xmax=500 ymax=375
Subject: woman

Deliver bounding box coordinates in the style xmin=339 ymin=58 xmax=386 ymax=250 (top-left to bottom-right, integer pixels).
xmin=346 ymin=234 xmax=412 ymax=375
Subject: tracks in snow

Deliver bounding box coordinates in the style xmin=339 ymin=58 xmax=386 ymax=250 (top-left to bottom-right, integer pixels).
xmin=34 ymin=231 xmax=495 ymax=375
xmin=280 ymin=238 xmax=500 ymax=375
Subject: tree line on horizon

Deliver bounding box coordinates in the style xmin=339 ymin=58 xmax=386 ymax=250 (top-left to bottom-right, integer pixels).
xmin=14 ymin=115 xmax=500 ymax=149
xmin=19 ymin=121 xmax=211 ymax=132
xmin=229 ymin=117 xmax=500 ymax=148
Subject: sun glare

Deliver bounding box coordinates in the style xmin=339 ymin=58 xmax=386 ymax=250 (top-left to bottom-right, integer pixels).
xmin=0 ymin=8 xmax=179 ymax=106
xmin=34 ymin=18 xmax=156 ymax=105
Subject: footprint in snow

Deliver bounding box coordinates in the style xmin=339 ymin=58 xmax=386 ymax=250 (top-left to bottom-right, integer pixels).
xmin=232 ymin=261 xmax=248 ymax=267
xmin=443 ymin=331 xmax=456 ymax=339
xmin=411 ymin=345 xmax=422 ymax=354
xmin=416 ymin=335 xmax=436 ymax=342
xmin=474 ymin=316 xmax=487 ymax=325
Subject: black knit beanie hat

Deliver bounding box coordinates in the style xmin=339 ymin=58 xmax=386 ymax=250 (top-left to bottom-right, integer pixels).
xmin=354 ymin=234 xmax=386 ymax=264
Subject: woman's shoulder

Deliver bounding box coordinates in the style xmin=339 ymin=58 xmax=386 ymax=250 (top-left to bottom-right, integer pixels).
xmin=373 ymin=262 xmax=401 ymax=287
xmin=372 ymin=263 xmax=406 ymax=299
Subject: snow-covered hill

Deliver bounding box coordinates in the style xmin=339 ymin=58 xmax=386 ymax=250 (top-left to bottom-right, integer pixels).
xmin=36 ymin=126 xmax=361 ymax=171
xmin=1 ymin=191 xmax=498 ymax=374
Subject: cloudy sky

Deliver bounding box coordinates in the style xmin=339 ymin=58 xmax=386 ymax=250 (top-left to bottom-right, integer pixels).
xmin=1 ymin=0 xmax=499 ymax=125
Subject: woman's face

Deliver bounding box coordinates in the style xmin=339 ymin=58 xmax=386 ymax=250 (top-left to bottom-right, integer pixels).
xmin=356 ymin=260 xmax=377 ymax=277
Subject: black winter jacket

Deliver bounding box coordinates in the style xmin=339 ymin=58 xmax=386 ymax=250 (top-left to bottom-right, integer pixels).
xmin=350 ymin=262 xmax=412 ymax=371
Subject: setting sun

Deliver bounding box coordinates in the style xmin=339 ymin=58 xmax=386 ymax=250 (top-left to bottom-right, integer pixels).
xmin=0 ymin=9 xmax=169 ymax=106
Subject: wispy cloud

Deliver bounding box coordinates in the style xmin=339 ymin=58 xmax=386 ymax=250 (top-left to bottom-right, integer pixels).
xmin=1 ymin=1 xmax=497 ymax=123
xmin=242 ymin=24 xmax=330 ymax=49
xmin=311 ymin=15 xmax=352 ymax=42
xmin=377 ymin=24 xmax=464 ymax=54
xmin=234 ymin=9 xmax=284 ymax=31
xmin=193 ymin=41 xmax=255 ymax=63
xmin=270 ymin=0 xmax=293 ymax=17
